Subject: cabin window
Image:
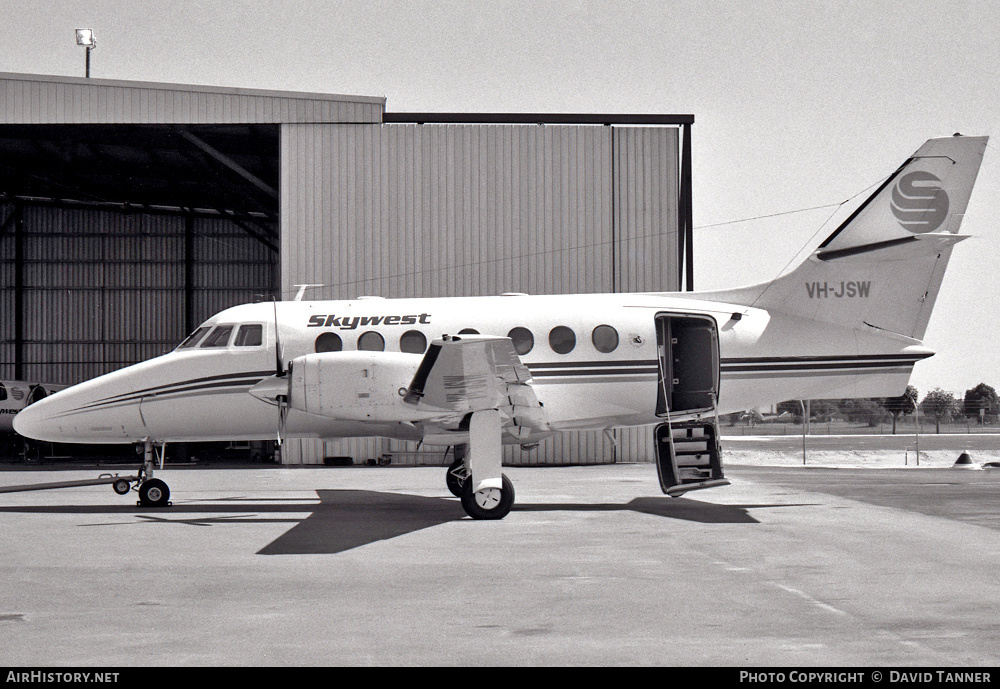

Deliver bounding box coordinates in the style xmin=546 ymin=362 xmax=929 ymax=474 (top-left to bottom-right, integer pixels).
xmin=200 ymin=325 xmax=235 ymax=348
xmin=358 ymin=331 xmax=385 ymax=351
xmin=549 ymin=326 xmax=576 ymax=354
xmin=400 ymin=330 xmax=427 ymax=354
xmin=315 ymin=332 xmax=343 ymax=353
xmin=507 ymin=327 xmax=534 ymax=355
xmin=592 ymin=325 xmax=619 ymax=353
xmin=234 ymin=324 xmax=263 ymax=347
xmin=177 ymin=326 xmax=211 ymax=349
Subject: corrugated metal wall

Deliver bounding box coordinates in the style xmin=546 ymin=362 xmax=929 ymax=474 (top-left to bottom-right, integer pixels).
xmin=614 ymin=126 xmax=681 ymax=293
xmin=281 ymin=123 xmax=679 ymax=465
xmin=0 ymin=209 xmax=13 ymax=377
xmin=0 ymin=204 xmax=276 ymax=385
xmin=0 ymin=72 xmax=383 ymax=125
xmin=283 ymin=123 xmax=625 ymax=298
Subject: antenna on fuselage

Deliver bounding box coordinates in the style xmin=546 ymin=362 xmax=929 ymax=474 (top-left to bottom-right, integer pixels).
xmin=293 ymin=284 xmax=324 ymax=301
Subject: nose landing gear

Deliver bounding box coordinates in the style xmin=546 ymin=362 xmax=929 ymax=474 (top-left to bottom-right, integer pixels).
xmin=133 ymin=440 xmax=172 ymax=508
xmin=137 ymin=478 xmax=170 ymax=507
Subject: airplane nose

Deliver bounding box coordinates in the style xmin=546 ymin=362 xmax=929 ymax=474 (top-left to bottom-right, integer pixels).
xmin=12 ymin=399 xmax=51 ymax=441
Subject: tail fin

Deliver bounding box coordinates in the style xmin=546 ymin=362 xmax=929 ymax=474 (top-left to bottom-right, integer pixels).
xmin=702 ymin=134 xmax=988 ymax=340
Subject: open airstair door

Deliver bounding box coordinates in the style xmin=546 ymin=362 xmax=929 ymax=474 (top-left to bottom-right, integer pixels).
xmin=653 ymin=314 xmax=729 ymax=496
xmin=655 ymin=314 xmax=719 ymax=416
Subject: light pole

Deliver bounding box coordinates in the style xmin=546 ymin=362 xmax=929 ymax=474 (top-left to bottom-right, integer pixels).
xmin=75 ymin=29 xmax=97 ymax=78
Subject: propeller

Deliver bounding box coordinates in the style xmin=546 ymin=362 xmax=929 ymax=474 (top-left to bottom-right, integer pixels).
xmin=247 ymin=298 xmax=292 ymax=446
xmin=273 ymin=298 xmax=284 ymax=377
xmin=273 ymin=299 xmax=289 ymax=446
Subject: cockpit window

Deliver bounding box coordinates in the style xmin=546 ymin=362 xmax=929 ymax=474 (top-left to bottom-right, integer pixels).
xmin=234 ymin=324 xmax=263 ymax=347
xmin=177 ymin=326 xmax=211 ymax=349
xmin=200 ymin=325 xmax=235 ymax=348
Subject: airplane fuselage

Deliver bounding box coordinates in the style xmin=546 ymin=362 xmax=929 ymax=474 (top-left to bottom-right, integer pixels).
xmin=12 ymin=291 xmax=931 ymax=446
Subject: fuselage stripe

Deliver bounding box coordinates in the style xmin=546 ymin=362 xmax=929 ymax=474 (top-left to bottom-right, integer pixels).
xmin=52 ymin=354 xmax=924 ymax=419
xmin=53 ymin=376 xmax=268 ymax=419
xmin=90 ymin=370 xmax=275 ymax=406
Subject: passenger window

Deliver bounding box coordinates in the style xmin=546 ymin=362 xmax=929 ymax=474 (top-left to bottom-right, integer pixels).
xmin=234 ymin=324 xmax=263 ymax=347
xmin=358 ymin=331 xmax=385 ymax=351
xmin=200 ymin=325 xmax=235 ymax=348
xmin=178 ymin=326 xmax=211 ymax=349
xmin=400 ymin=330 xmax=427 ymax=354
xmin=315 ymin=332 xmax=343 ymax=353
xmin=507 ymin=327 xmax=534 ymax=355
xmin=549 ymin=326 xmax=576 ymax=354
xmin=592 ymin=325 xmax=619 ymax=353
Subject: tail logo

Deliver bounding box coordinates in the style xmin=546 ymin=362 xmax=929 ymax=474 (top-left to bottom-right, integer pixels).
xmin=890 ymin=171 xmax=949 ymax=233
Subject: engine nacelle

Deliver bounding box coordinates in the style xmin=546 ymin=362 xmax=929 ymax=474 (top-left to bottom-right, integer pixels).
xmin=287 ymin=351 xmax=430 ymax=423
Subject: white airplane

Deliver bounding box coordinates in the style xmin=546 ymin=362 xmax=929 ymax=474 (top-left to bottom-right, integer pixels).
xmin=0 ymin=380 xmax=65 ymax=434
xmin=12 ymin=134 xmax=988 ymax=519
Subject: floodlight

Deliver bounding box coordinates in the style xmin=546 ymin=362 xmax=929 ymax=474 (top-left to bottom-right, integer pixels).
xmin=75 ymin=29 xmax=96 ymax=47
xmin=75 ymin=29 xmax=97 ymax=78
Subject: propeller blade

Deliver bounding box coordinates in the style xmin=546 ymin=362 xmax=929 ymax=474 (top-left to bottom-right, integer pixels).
xmin=272 ymin=298 xmax=284 ymax=376
xmin=277 ymin=400 xmax=288 ymax=446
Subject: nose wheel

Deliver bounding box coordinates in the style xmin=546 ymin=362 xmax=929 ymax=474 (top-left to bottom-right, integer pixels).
xmin=138 ymin=478 xmax=171 ymax=508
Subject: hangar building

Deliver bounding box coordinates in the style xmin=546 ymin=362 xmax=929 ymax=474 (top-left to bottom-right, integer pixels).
xmin=0 ymin=72 xmax=694 ymax=465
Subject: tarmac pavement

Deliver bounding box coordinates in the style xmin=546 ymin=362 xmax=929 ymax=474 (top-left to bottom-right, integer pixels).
xmin=1 ymin=460 xmax=999 ymax=666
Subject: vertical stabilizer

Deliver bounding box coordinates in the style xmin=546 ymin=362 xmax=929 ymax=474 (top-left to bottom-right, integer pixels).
xmin=699 ymin=135 xmax=988 ymax=341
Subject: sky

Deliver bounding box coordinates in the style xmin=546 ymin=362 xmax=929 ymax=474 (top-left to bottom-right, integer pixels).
xmin=3 ymin=0 xmax=999 ymax=399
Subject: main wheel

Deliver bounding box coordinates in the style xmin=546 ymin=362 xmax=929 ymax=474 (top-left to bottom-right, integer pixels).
xmin=138 ymin=479 xmax=170 ymax=507
xmin=446 ymin=458 xmax=468 ymax=497
xmin=460 ymin=474 xmax=515 ymax=520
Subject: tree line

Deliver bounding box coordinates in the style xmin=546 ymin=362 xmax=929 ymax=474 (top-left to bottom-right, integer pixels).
xmin=728 ymin=383 xmax=999 ymax=434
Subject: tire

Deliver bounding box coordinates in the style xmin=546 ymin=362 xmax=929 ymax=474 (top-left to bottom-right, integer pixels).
xmin=112 ymin=479 xmax=132 ymax=495
xmin=138 ymin=479 xmax=170 ymax=507
xmin=446 ymin=458 xmax=468 ymax=497
xmin=460 ymin=474 xmax=515 ymax=520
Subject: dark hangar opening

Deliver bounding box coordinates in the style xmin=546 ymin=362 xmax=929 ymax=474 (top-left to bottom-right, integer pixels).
xmin=0 ymin=123 xmax=279 ymax=237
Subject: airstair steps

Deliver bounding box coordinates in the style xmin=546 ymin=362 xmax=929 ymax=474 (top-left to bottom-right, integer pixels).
xmin=654 ymin=419 xmax=729 ymax=496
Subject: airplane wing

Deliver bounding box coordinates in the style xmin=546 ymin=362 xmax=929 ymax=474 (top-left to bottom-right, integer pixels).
xmin=403 ymin=335 xmax=548 ymax=437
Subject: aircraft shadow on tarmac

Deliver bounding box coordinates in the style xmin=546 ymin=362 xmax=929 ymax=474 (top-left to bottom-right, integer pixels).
xmin=0 ymin=489 xmax=814 ymax=555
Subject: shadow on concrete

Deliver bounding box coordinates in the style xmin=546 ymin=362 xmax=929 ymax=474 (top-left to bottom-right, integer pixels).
xmin=0 ymin=488 xmax=815 ymax=554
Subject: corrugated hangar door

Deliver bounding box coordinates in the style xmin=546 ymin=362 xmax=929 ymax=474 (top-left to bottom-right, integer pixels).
xmin=0 ymin=204 xmax=277 ymax=385
xmin=280 ymin=122 xmax=679 ymax=465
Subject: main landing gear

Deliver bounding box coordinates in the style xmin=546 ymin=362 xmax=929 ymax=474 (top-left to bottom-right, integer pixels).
xmin=446 ymin=454 xmax=515 ymax=520
xmin=460 ymin=474 xmax=515 ymax=520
